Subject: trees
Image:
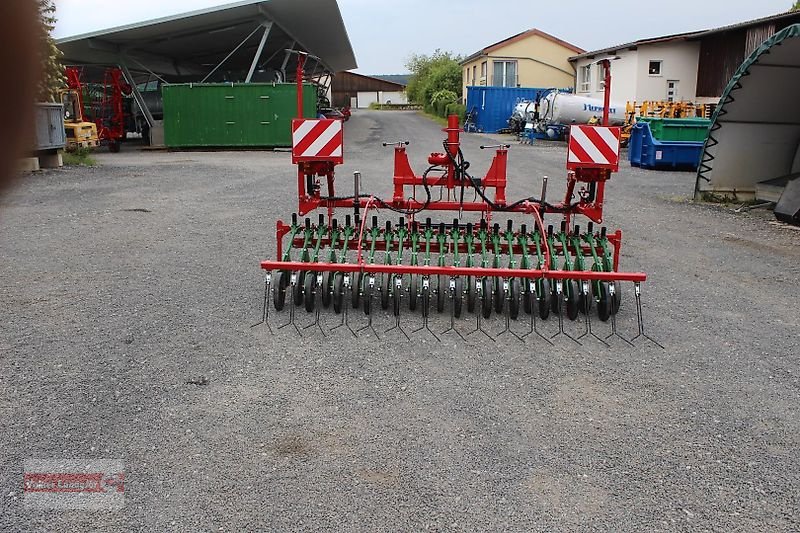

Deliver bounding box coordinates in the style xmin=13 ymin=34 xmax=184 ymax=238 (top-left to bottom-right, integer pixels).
xmin=405 ymin=50 xmax=463 ymax=109
xmin=792 ymin=1 xmax=800 ymax=11
xmin=36 ymin=0 xmax=64 ymax=102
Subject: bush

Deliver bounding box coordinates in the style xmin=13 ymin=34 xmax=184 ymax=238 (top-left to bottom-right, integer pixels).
xmin=445 ymin=103 xmax=467 ymax=120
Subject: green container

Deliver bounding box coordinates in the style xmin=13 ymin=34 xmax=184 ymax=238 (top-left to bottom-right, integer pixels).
xmin=636 ymin=117 xmax=711 ymax=142
xmin=163 ymin=83 xmax=317 ymax=148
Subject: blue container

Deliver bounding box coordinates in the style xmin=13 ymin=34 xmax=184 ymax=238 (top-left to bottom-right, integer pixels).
xmin=466 ymin=86 xmax=550 ymax=133
xmin=628 ymin=122 xmax=704 ymax=170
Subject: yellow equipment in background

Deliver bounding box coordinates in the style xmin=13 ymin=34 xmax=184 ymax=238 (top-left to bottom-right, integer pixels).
xmin=60 ymin=89 xmax=100 ymax=150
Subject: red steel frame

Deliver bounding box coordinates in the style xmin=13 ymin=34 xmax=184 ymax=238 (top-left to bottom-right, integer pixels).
xmin=261 ymin=57 xmax=646 ymax=284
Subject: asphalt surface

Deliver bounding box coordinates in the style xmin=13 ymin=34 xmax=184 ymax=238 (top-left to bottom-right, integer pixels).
xmin=1 ymin=110 xmax=799 ymax=532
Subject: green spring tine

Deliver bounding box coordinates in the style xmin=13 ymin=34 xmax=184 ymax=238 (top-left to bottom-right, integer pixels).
xmin=367 ymin=226 xmax=381 ymax=264
xmin=546 ymin=233 xmax=559 ymax=270
xmin=491 ymin=230 xmax=502 ymax=269
xmin=282 ymin=223 xmax=301 ymax=262
xmin=599 ymin=236 xmax=614 ymax=273
xmin=410 ymin=228 xmax=420 ymax=266
xmin=449 ymin=225 xmax=462 ymax=267
xmin=423 ymin=225 xmax=434 ymax=266
xmin=557 ymin=232 xmax=573 ymax=272
xmin=464 ymin=228 xmax=475 ymax=268
xmin=384 ymin=227 xmax=395 ymax=266
xmin=479 ymin=228 xmax=490 ymax=268
xmin=310 ymin=224 xmax=328 ymax=263
xmin=504 ymin=229 xmax=517 ymax=269
xmin=583 ymin=231 xmax=604 ymax=294
xmin=300 ymin=225 xmax=314 ymax=263
xmin=339 ymin=225 xmax=354 ymax=264
xmin=437 ymin=227 xmax=448 ymax=267
xmin=396 ymin=224 xmax=408 ymax=267
xmin=533 ymin=231 xmax=545 ymax=269
xmin=517 ymin=231 xmax=531 ymax=270
xmin=327 ymin=226 xmax=341 ymax=263
xmin=570 ymin=233 xmax=585 ymax=271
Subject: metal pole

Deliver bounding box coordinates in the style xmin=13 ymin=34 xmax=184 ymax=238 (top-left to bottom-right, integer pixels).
xmin=245 ymin=22 xmax=273 ymax=83
xmin=602 ymin=59 xmax=611 ymax=126
xmin=296 ymin=53 xmax=306 ymax=118
xmin=119 ymin=61 xmax=155 ymax=128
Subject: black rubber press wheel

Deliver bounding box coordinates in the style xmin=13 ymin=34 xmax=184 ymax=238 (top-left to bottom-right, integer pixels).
xmin=392 ymin=277 xmax=401 ymax=317
xmin=565 ymin=280 xmax=580 ymax=321
xmin=611 ymin=281 xmax=622 ymax=315
xmin=273 ymin=270 xmax=289 ymax=311
xmin=321 ymin=271 xmax=334 ymax=308
xmin=481 ymin=277 xmax=493 ymax=319
xmin=294 ymin=271 xmax=306 ymax=306
xmin=509 ymin=278 xmax=520 ymax=320
xmin=538 ymin=279 xmax=551 ymax=320
xmin=409 ymin=275 xmax=418 ymax=311
xmin=597 ymin=282 xmax=612 ymax=323
xmin=332 ymin=273 xmax=344 ymax=314
xmin=466 ymin=276 xmax=476 ymax=313
xmin=362 ymin=280 xmax=372 ymax=316
xmin=304 ymin=272 xmax=316 ymax=313
xmin=436 ymin=275 xmax=446 ymax=313
xmin=380 ymin=274 xmax=391 ymax=310
xmin=352 ymin=272 xmax=362 ymax=309
xmin=453 ymin=277 xmax=463 ymax=318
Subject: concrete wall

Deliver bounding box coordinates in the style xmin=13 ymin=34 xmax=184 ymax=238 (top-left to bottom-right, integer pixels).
xmin=462 ymin=33 xmax=577 ymax=101
xmin=573 ymin=40 xmax=702 ymax=104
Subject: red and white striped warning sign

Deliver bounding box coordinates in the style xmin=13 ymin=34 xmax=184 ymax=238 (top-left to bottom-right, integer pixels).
xmin=567 ymin=125 xmax=621 ymax=171
xmin=292 ymin=119 xmax=344 ymax=163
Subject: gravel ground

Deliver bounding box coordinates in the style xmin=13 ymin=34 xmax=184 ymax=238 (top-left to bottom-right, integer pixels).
xmin=1 ymin=110 xmax=799 ymax=532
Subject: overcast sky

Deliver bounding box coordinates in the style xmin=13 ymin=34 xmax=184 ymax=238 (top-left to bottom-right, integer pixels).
xmin=54 ymin=0 xmax=794 ymax=74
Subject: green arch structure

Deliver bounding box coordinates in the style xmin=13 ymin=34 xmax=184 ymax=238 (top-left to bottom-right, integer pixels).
xmin=694 ymin=23 xmax=800 ymax=201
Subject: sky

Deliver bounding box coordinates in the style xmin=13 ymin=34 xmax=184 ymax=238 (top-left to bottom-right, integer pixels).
xmin=53 ymin=0 xmax=795 ymax=74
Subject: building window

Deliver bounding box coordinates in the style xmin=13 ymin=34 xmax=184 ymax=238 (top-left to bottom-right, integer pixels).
xmin=596 ymin=63 xmax=608 ymax=90
xmin=579 ymin=65 xmax=591 ymax=92
xmin=480 ymin=61 xmax=487 ymax=78
xmin=492 ymin=60 xmax=517 ymax=87
xmin=472 ymin=66 xmax=477 ymax=85
xmin=648 ymin=60 xmax=662 ymax=76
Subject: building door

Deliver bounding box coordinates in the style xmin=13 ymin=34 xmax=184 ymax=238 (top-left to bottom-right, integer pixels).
xmin=667 ymin=80 xmax=679 ymax=102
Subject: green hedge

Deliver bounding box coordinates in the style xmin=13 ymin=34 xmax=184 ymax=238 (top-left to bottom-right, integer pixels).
xmin=426 ymin=101 xmax=467 ymax=122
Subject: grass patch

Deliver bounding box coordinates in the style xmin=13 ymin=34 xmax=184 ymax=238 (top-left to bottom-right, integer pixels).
xmin=63 ymin=147 xmax=96 ymax=167
xmin=420 ymin=111 xmax=448 ymax=127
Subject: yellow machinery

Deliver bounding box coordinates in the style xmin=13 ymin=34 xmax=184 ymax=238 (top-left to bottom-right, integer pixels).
xmin=60 ymin=89 xmax=100 ymax=150
xmin=620 ymin=101 xmax=717 ymax=146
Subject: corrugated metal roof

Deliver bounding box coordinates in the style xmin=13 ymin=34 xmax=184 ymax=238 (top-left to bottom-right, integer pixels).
xmin=570 ymin=10 xmax=800 ymax=61
xmin=57 ymin=0 xmax=357 ymax=78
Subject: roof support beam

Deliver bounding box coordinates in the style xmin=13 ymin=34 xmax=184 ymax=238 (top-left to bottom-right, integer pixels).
xmin=200 ymin=23 xmax=264 ymax=83
xmin=245 ymin=22 xmax=273 ymax=83
xmin=119 ymin=61 xmax=155 ymax=129
xmin=280 ymin=41 xmax=296 ymax=81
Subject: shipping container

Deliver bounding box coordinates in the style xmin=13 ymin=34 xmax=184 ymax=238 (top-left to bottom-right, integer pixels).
xmin=629 ymin=122 xmax=704 ymax=170
xmin=163 ymin=83 xmax=317 ymax=148
xmin=636 ymin=117 xmax=711 ymax=142
xmin=465 ymin=86 xmax=552 ymax=134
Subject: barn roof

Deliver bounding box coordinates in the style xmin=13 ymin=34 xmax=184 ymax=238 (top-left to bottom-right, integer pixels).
xmin=56 ymin=0 xmax=357 ymax=80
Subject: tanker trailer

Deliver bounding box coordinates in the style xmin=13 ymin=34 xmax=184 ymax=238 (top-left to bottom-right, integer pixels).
xmin=536 ymin=91 xmax=626 ymax=139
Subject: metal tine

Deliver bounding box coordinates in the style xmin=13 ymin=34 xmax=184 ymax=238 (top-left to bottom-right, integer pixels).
xmin=551 ymin=280 xmax=582 ymax=345
xmin=279 ymin=272 xmax=302 ymax=333
xmin=467 ymin=278 xmax=495 ymax=342
xmin=331 ymin=273 xmax=358 ymax=338
xmin=575 ymin=280 xmax=609 ymax=347
xmin=521 ymin=280 xmax=554 ymax=345
xmin=356 ymin=275 xmax=381 ymax=338
xmin=631 ymin=282 xmax=665 ymax=349
xmin=441 ymin=278 xmax=466 ymax=341
xmin=302 ymin=273 xmax=326 ymax=336
xmin=604 ymin=282 xmax=635 ymax=347
xmin=411 ymin=278 xmax=440 ymax=342
xmin=251 ymin=271 xmax=272 ymax=330
xmin=497 ymin=278 xmax=523 ymax=342
xmin=386 ymin=275 xmax=410 ymax=340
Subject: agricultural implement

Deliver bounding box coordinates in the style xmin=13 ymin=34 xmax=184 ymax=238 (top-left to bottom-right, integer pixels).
xmin=257 ymin=53 xmax=660 ymax=346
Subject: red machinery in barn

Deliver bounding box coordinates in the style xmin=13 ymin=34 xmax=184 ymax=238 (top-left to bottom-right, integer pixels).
xmin=65 ymin=66 xmax=132 ymax=152
xmin=258 ymin=53 xmax=659 ymax=345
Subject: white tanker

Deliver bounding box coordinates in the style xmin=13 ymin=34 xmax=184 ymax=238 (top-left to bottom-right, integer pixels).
xmin=538 ymin=91 xmax=626 ymax=127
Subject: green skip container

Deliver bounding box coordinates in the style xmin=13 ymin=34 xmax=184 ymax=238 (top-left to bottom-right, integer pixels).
xmin=636 ymin=117 xmax=711 ymax=142
xmin=163 ymin=83 xmax=317 ymax=148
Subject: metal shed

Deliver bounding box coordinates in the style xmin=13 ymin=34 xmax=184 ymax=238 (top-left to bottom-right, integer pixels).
xmin=56 ymin=0 xmax=357 ymax=146
xmin=694 ymin=24 xmax=800 ymax=201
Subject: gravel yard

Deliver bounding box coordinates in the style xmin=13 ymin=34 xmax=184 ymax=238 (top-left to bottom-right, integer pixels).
xmin=2 ymin=110 xmax=799 ymax=531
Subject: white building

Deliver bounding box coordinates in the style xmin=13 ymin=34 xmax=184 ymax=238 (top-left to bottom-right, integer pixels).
xmin=568 ymin=12 xmax=800 ymax=106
